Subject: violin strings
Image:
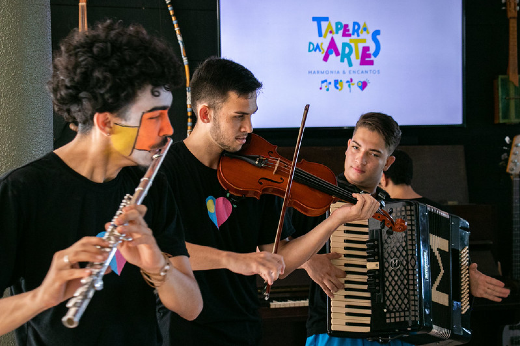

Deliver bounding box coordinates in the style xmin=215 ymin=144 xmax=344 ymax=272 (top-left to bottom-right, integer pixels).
xmin=257 ymin=157 xmax=356 ymax=202
xmin=256 ymin=157 xmax=387 ymax=218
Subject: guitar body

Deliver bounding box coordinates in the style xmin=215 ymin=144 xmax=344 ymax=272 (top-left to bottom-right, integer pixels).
xmin=502 ymin=134 xmax=520 ymax=346
xmin=502 ymin=322 xmax=520 ymax=346
xmin=507 ymin=135 xmax=520 ymax=281
xmin=495 ymin=76 xmax=520 ymax=124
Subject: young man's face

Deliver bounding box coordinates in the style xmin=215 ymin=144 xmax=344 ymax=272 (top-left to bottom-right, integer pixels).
xmin=343 ymin=127 xmax=395 ymax=193
xmin=111 ymin=85 xmax=173 ymax=166
xmin=209 ymin=91 xmax=257 ymax=153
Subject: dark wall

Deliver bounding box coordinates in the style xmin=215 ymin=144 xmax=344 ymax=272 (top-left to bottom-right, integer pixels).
xmin=50 ymin=0 xmax=520 ymax=274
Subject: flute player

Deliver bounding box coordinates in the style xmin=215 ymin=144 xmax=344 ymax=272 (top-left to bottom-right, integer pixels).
xmin=0 ymin=20 xmax=202 ymax=345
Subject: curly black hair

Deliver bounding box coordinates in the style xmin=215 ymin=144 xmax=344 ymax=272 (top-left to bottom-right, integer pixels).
xmin=49 ymin=19 xmax=183 ymax=133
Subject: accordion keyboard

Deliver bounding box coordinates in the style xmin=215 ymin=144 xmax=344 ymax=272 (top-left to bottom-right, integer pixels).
xmin=329 ymin=202 xmax=375 ymax=333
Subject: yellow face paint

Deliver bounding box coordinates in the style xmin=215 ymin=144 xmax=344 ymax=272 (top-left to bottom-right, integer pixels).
xmin=111 ymin=124 xmax=139 ymax=156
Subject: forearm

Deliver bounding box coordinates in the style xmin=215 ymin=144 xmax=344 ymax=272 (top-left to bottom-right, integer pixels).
xmin=275 ymin=216 xmax=342 ymax=277
xmin=156 ymin=256 xmax=202 ymax=321
xmin=0 ymin=289 xmax=48 ymax=336
xmin=186 ymin=242 xmax=284 ymax=285
xmin=186 ymin=242 xmax=238 ymax=271
xmin=299 ymin=255 xmax=314 ymax=271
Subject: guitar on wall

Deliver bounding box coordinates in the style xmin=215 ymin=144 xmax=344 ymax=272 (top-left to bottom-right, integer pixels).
xmin=495 ymin=0 xmax=520 ymax=124
xmin=502 ymin=134 xmax=520 ymax=346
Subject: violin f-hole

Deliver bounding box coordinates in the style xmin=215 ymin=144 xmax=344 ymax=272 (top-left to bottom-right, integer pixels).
xmin=258 ymin=176 xmax=285 ymax=185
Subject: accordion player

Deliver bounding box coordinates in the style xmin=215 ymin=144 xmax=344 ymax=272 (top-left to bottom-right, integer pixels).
xmin=327 ymin=200 xmax=471 ymax=345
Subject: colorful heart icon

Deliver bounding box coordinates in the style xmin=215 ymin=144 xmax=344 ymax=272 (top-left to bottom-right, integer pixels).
xmin=206 ymin=196 xmax=233 ymax=229
xmin=357 ymin=81 xmax=368 ymax=91
xmin=97 ymin=231 xmax=126 ymax=275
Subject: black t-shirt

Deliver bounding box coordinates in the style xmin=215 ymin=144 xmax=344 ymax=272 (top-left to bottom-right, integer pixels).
xmin=0 ymin=152 xmax=188 ymax=346
xmin=160 ymin=141 xmax=294 ymax=346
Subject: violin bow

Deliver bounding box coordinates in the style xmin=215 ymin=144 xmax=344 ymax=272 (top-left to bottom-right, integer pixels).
xmin=164 ymin=0 xmax=194 ymax=137
xmin=264 ymin=104 xmax=310 ymax=300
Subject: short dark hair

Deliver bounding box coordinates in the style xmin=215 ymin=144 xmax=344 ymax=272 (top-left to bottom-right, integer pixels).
xmin=384 ymin=149 xmax=413 ymax=185
xmin=190 ymin=57 xmax=262 ymax=114
xmin=49 ymin=19 xmax=183 ymax=133
xmin=354 ymin=112 xmax=402 ymax=153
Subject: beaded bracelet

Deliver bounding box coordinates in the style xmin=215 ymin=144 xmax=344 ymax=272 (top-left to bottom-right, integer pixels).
xmin=140 ymin=252 xmax=172 ymax=288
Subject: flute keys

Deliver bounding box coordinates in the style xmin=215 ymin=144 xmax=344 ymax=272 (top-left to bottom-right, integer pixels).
xmin=94 ymin=279 xmax=104 ymax=290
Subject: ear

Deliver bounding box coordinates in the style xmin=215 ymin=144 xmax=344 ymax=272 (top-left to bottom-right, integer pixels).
xmin=380 ymin=173 xmax=388 ymax=188
xmin=93 ymin=112 xmax=113 ymax=136
xmin=383 ymin=155 xmax=396 ymax=171
xmin=198 ymin=105 xmax=212 ymax=124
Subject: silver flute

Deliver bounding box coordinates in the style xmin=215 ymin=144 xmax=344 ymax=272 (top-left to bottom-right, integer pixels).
xmin=62 ymin=138 xmax=172 ymax=328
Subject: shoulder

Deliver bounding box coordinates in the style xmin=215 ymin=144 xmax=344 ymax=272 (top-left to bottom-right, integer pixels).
xmin=164 ymin=141 xmax=188 ymax=164
xmin=0 ymin=154 xmax=59 ymax=217
xmin=161 ymin=140 xmax=216 ymax=183
xmin=161 ymin=141 xmax=190 ymax=176
xmin=0 ymin=153 xmax=57 ymax=187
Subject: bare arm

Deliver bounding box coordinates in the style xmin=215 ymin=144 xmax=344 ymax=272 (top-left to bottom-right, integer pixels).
xmin=300 ymin=252 xmax=346 ymax=298
xmin=185 ymin=242 xmax=285 ymax=286
xmin=0 ymin=290 xmax=46 ymax=336
xmin=114 ymin=205 xmax=202 ymax=321
xmin=156 ymin=256 xmax=202 ymax=321
xmin=260 ymin=193 xmax=379 ymax=277
xmin=0 ymin=204 xmax=203 ymax=334
xmin=0 ymin=237 xmax=108 ymax=336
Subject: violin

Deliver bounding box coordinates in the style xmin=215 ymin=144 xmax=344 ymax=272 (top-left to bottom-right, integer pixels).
xmin=217 ymin=133 xmax=407 ymax=233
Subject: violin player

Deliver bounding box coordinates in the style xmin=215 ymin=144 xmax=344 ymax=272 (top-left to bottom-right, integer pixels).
xmin=0 ymin=20 xmax=202 ymax=345
xmin=292 ymin=114 xmax=510 ymax=346
xmin=159 ymin=56 xmax=382 ymax=346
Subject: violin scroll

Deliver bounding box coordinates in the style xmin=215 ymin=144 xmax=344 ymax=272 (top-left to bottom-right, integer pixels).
xmin=373 ymin=209 xmax=407 ymax=232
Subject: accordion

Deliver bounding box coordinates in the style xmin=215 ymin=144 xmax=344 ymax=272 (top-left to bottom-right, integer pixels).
xmin=327 ymin=200 xmax=471 ymax=345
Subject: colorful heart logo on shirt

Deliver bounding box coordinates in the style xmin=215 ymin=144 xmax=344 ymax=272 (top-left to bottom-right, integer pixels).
xmin=97 ymin=231 xmax=126 ymax=275
xmin=357 ymin=81 xmax=368 ymax=91
xmin=206 ymin=196 xmax=233 ymax=229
